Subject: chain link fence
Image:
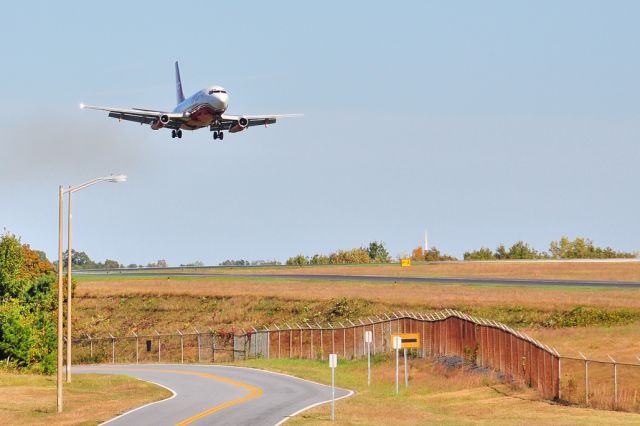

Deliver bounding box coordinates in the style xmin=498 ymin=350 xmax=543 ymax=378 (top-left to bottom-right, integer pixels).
xmin=71 ymin=309 xmax=640 ymax=412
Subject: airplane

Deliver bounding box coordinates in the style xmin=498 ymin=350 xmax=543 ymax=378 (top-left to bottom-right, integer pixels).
xmin=81 ymin=62 xmax=302 ymax=140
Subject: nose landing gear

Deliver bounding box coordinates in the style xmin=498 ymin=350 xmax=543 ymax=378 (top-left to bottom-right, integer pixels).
xmin=171 ymin=129 xmax=183 ymax=139
xmin=212 ymin=131 xmax=224 ymax=140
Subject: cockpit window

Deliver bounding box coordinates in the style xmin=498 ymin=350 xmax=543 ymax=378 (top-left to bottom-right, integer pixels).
xmin=208 ymin=90 xmax=227 ymax=94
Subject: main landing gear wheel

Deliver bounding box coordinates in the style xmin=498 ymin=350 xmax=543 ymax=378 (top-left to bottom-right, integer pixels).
xmin=212 ymin=131 xmax=224 ymax=140
xmin=171 ymin=130 xmax=176 ymax=138
xmin=177 ymin=129 xmax=183 ymax=138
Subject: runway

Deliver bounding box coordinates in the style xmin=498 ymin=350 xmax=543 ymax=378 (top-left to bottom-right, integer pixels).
xmin=75 ymin=364 xmax=352 ymax=425
xmin=81 ymin=270 xmax=640 ymax=288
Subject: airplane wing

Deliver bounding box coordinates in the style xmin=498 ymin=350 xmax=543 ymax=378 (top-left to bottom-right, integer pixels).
xmin=211 ymin=113 xmax=303 ymax=131
xmin=80 ymin=103 xmax=186 ymax=129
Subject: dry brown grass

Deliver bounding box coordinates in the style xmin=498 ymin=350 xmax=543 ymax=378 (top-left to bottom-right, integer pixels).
xmin=240 ymin=357 xmax=640 ymax=425
xmin=192 ymin=260 xmax=640 ymax=282
xmin=77 ymin=276 xmax=640 ymax=311
xmin=0 ymin=371 xmax=170 ymax=425
xmin=527 ymin=323 xmax=640 ymax=363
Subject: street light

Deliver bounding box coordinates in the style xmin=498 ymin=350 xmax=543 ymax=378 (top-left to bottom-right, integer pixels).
xmin=57 ymin=174 xmax=126 ymax=412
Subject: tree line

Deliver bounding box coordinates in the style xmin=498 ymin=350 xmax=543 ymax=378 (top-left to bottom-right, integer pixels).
xmin=463 ymin=237 xmax=637 ymax=260
xmin=54 ymin=250 xmax=169 ymax=269
xmin=286 ymin=241 xmax=391 ymax=266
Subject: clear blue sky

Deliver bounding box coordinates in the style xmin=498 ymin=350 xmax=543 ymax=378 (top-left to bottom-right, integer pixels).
xmin=2 ymin=1 xmax=639 ymax=265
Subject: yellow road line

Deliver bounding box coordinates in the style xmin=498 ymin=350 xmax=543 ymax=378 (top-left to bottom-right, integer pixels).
xmin=96 ymin=367 xmax=263 ymax=426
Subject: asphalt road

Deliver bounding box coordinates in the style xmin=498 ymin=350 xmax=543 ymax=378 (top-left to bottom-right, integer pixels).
xmin=81 ymin=271 xmax=640 ymax=288
xmin=75 ymin=364 xmax=352 ymax=426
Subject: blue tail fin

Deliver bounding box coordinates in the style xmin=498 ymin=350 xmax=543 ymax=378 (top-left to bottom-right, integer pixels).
xmin=175 ymin=61 xmax=185 ymax=104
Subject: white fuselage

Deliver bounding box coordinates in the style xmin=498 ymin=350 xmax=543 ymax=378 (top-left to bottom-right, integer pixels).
xmin=172 ymin=85 xmax=229 ymax=130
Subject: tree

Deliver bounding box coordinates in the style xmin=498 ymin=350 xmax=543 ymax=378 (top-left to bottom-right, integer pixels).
xmin=367 ymin=241 xmax=390 ymax=263
xmin=309 ymin=254 xmax=330 ymax=265
xmin=549 ymin=236 xmax=636 ymax=259
xmin=286 ymin=255 xmax=308 ymax=266
xmin=329 ymin=248 xmax=371 ymax=264
xmin=103 ymin=259 xmax=120 ymax=269
xmin=507 ymin=241 xmax=539 ymax=259
xmin=0 ymin=233 xmax=56 ymax=373
xmin=423 ymin=246 xmax=457 ymax=262
xmin=410 ymin=246 xmax=424 ymax=261
xmin=463 ymin=247 xmax=496 ymax=261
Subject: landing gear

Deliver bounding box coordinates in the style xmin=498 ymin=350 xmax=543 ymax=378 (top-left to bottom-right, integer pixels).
xmin=171 ymin=129 xmax=183 ymax=139
xmin=212 ymin=131 xmax=224 ymax=140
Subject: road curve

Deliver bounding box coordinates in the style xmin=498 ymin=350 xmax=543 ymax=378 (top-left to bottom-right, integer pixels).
xmin=80 ymin=271 xmax=640 ymax=288
xmin=75 ymin=364 xmax=352 ymax=426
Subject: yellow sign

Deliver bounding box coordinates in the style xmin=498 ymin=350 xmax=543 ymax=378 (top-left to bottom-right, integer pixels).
xmin=391 ymin=333 xmax=420 ymax=349
xmin=400 ymin=258 xmax=411 ymax=267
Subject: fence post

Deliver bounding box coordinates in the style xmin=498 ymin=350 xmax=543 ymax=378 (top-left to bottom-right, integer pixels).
xmin=329 ymin=323 xmax=335 ymax=355
xmin=369 ymin=318 xmax=376 ymax=355
xmin=133 ymin=332 xmax=139 ymax=364
xmin=193 ymin=328 xmax=200 ymax=363
xmin=307 ymin=323 xmax=313 ymax=359
xmin=154 ymin=330 xmax=161 ymax=363
xmin=251 ymin=327 xmax=258 ymax=359
xmin=109 ymin=333 xmax=115 ymax=364
xmin=608 ymin=355 xmax=618 ymax=408
xmin=276 ymin=325 xmax=281 ymax=358
xmin=178 ymin=330 xmax=184 ymax=363
xmin=318 ymin=323 xmax=323 ymax=360
xmin=286 ymin=324 xmax=293 ymax=358
xmin=89 ymin=335 xmax=93 ymax=359
xmin=265 ymin=326 xmax=271 ymax=360
xmin=297 ymin=324 xmax=303 ymax=358
xmin=340 ymin=323 xmax=346 ymax=358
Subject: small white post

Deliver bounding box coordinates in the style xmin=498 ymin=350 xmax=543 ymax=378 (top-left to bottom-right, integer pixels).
xmin=393 ymin=336 xmax=402 ymax=394
xmin=329 ymin=353 xmax=337 ymax=421
xmin=178 ymin=330 xmax=184 ymax=363
xmin=365 ymin=330 xmax=372 ymax=385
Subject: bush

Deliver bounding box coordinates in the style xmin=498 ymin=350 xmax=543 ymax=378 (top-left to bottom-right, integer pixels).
xmin=0 ymin=233 xmax=56 ymax=373
xmin=286 ymin=254 xmax=308 ymax=266
xmin=463 ymin=247 xmax=496 ymax=261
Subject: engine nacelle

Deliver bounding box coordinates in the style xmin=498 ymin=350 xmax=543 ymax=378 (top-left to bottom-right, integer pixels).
xmin=151 ymin=114 xmax=170 ymax=130
xmin=229 ymin=116 xmax=249 ymax=133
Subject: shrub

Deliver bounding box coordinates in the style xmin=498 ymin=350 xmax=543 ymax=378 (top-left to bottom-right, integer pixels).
xmin=0 ymin=233 xmax=56 ymax=373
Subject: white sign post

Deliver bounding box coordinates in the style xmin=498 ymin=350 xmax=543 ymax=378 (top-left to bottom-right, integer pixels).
xmin=392 ymin=336 xmax=402 ymax=395
xmin=329 ymin=353 xmax=337 ymax=421
xmin=364 ymin=330 xmax=372 ymax=386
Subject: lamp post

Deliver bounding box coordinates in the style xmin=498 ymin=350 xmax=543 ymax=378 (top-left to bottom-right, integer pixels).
xmin=57 ymin=174 xmax=126 ymax=411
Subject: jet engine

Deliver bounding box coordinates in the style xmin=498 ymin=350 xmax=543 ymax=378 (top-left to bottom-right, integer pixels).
xmin=151 ymin=114 xmax=170 ymax=130
xmin=229 ymin=116 xmax=249 ymax=133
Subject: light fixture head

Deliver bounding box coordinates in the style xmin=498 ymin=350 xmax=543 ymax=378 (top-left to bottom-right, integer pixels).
xmin=106 ymin=174 xmax=127 ymax=183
